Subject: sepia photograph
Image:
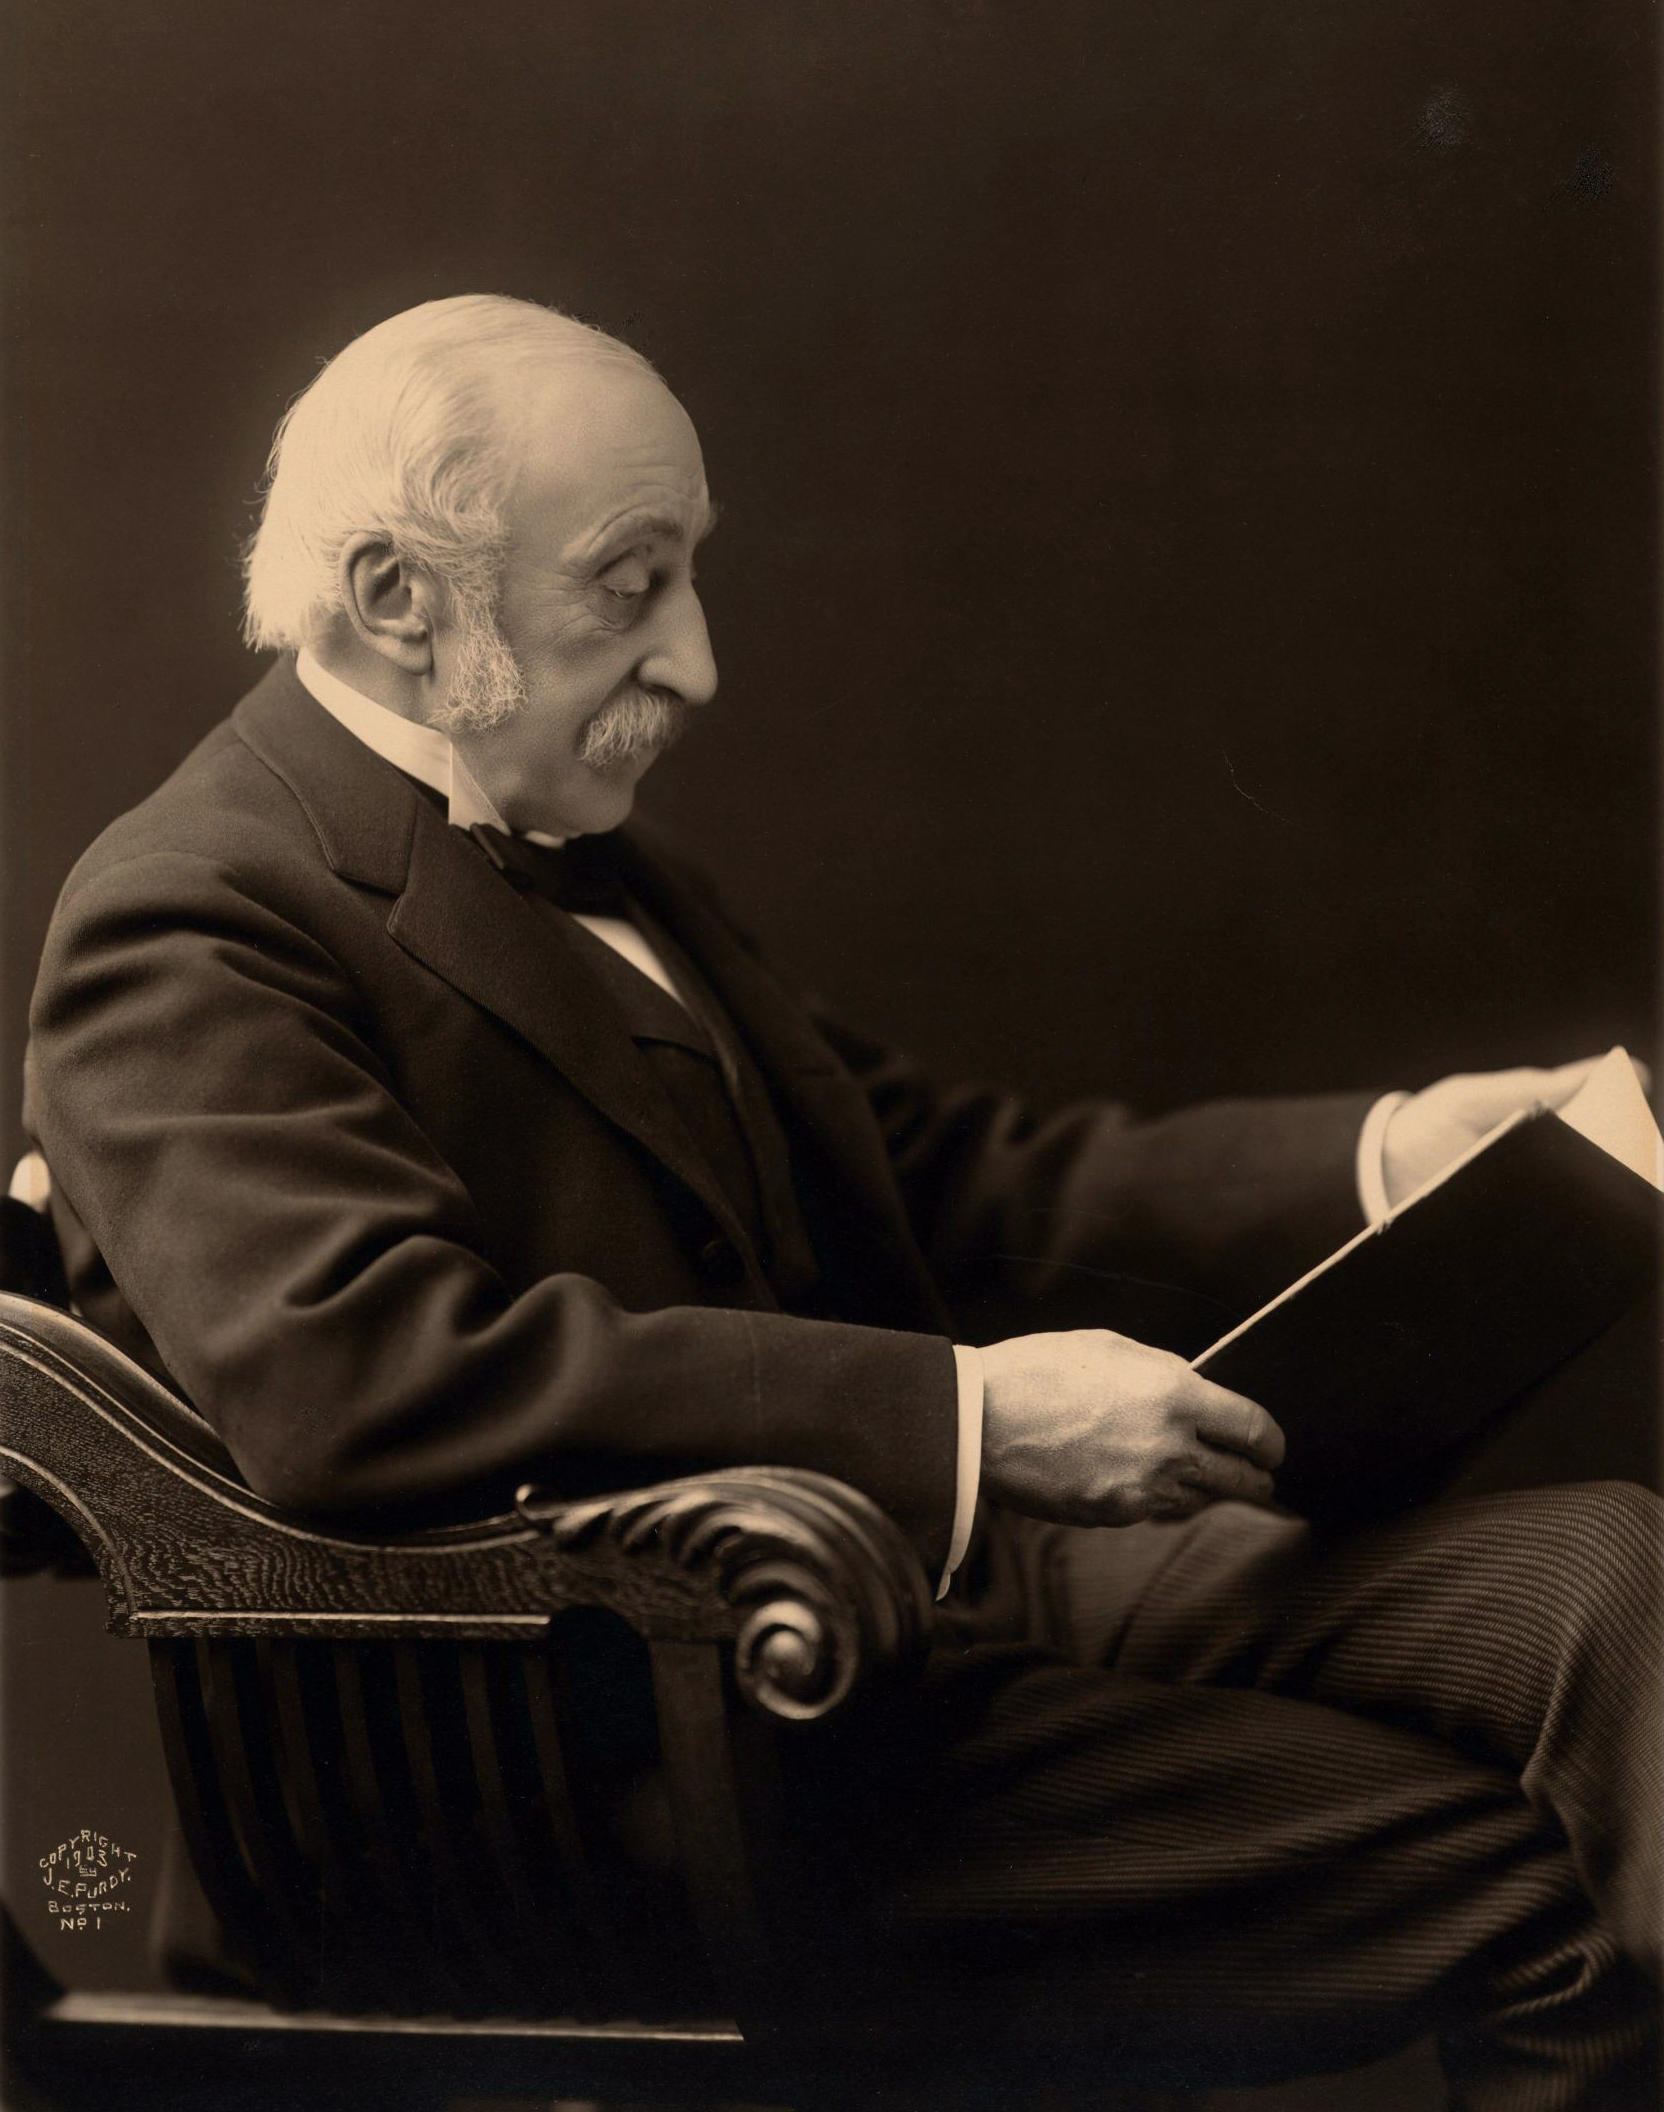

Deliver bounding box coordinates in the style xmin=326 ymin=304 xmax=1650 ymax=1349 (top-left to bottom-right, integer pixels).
xmin=1 ymin=4 xmax=1658 ymax=2108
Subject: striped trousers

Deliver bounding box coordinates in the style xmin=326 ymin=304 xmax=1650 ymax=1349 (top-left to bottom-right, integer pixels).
xmin=797 ymin=1482 xmax=1661 ymax=2110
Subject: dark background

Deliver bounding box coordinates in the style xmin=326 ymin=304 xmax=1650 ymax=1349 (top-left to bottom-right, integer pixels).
xmin=1 ymin=0 xmax=1657 ymax=2075
xmin=2 ymin=0 xmax=1658 ymax=1168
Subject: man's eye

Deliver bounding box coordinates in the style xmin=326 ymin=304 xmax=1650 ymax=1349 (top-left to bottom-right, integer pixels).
xmin=598 ymin=557 xmax=652 ymax=605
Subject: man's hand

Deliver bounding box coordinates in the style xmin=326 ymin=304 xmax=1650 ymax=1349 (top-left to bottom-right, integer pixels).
xmin=978 ymin=1329 xmax=1285 ymax=1528
xmin=1381 ymin=1058 xmax=1624 ymax=1210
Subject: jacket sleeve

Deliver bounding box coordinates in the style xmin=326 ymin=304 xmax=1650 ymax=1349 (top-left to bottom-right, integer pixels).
xmin=27 ymin=849 xmax=958 ymax=1564
xmin=808 ymin=1008 xmax=1376 ymax=1351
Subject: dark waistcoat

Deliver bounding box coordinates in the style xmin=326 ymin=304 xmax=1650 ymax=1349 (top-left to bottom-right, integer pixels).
xmin=547 ymin=902 xmax=826 ymax=1315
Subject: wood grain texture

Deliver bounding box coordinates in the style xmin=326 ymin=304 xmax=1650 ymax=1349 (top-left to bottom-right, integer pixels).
xmin=0 ymin=1294 xmax=930 ymax=1720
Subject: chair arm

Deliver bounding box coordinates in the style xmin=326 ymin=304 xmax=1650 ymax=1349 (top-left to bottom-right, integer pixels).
xmin=0 ymin=1294 xmax=932 ymax=1723
xmin=515 ymin=1469 xmax=932 ymax=1721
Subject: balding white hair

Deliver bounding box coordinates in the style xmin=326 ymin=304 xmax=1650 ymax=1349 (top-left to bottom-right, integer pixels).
xmin=242 ymin=294 xmax=657 ymax=652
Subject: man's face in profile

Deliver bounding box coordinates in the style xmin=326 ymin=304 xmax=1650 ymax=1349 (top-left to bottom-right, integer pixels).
xmin=442 ymin=362 xmax=719 ymax=839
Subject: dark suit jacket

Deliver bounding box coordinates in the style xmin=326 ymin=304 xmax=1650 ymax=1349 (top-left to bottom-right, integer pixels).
xmin=26 ymin=659 xmax=1373 ymax=1573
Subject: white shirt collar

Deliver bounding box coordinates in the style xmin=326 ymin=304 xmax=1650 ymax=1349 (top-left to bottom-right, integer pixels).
xmin=292 ymin=652 xmax=678 ymax=996
xmin=295 ymin=649 xmax=511 ymax=834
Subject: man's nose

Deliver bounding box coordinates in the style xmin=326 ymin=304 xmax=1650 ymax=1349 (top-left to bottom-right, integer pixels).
xmin=640 ymin=582 xmax=718 ymax=708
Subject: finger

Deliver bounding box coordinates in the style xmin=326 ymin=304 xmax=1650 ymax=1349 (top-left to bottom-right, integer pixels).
xmin=1144 ymin=1479 xmax=1214 ymax=1523
xmin=1434 ymin=1066 xmax=1559 ymax=1127
xmin=1179 ymin=1445 xmax=1277 ymax=1508
xmin=1530 ymin=1057 xmax=1602 ymax=1111
xmin=1190 ymin=1381 xmax=1285 ymax=1469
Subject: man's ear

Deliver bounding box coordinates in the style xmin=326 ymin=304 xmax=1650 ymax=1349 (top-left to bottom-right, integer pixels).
xmin=338 ymin=534 xmax=441 ymax=673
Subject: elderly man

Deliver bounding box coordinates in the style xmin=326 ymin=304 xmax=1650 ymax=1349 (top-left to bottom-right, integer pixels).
xmin=26 ymin=295 xmax=1659 ymax=2106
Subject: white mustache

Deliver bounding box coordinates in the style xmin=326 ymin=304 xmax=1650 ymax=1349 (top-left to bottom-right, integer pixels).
xmin=578 ymin=688 xmax=691 ymax=769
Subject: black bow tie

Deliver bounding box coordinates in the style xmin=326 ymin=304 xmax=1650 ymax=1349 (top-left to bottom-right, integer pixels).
xmin=468 ymin=825 xmax=630 ymax=917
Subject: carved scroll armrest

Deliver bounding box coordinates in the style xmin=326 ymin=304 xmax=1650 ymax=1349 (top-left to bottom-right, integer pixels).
xmin=515 ymin=1468 xmax=933 ymax=1721
xmin=0 ymin=1296 xmax=933 ymax=1723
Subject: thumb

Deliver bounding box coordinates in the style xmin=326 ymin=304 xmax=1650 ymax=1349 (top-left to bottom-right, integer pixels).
xmin=1448 ymin=1059 xmax=1597 ymax=1123
xmin=1531 ymin=1056 xmax=1604 ymax=1112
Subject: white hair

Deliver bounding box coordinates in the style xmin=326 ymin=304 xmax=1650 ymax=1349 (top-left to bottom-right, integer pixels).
xmin=242 ymin=294 xmax=658 ymax=652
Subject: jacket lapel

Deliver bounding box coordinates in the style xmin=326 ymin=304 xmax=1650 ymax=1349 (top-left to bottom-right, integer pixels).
xmin=233 ymin=662 xmax=764 ymax=1269
xmin=388 ymin=817 xmax=767 ymax=1259
xmin=616 ymin=831 xmax=949 ymax=1330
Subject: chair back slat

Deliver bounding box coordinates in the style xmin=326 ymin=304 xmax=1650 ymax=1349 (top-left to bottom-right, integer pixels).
xmin=147 ymin=1640 xmax=308 ymax=2005
xmin=255 ymin=1640 xmax=328 ymax=1868
xmin=197 ymin=1640 xmax=320 ymax=1983
xmin=260 ymin=1640 xmax=404 ymax=2012
xmin=515 ymin=1639 xmax=634 ymax=2005
xmin=384 ymin=1641 xmax=513 ymax=2009
xmin=457 ymin=1644 xmax=584 ymax=2004
xmin=649 ymin=1638 xmax=771 ymax=2019
xmin=332 ymin=1641 xmax=496 ymax=2014
xmin=388 ymin=1641 xmax=549 ymax=2015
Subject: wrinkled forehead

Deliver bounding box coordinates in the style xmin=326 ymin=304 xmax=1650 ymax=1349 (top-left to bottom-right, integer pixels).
xmin=502 ymin=360 xmax=711 ymax=559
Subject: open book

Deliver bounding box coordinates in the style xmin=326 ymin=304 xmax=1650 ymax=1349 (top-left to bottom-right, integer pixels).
xmin=1193 ymin=1048 xmax=1662 ymax=1520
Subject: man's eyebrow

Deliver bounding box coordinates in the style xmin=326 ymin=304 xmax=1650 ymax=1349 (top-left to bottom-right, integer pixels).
xmin=591 ymin=500 xmax=721 ymax=561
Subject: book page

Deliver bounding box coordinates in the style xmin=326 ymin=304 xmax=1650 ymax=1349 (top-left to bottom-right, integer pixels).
xmin=1555 ymin=1047 xmax=1663 ymax=1193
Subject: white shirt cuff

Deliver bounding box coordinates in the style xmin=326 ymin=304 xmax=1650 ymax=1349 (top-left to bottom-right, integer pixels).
xmin=935 ymin=1344 xmax=985 ymax=1601
xmin=1356 ymin=1090 xmax=1411 ymax=1226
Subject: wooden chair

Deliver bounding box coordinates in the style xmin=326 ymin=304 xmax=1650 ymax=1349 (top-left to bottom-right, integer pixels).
xmin=3 ymin=1193 xmax=1412 ymax=2111
xmin=0 ymin=1191 xmax=993 ymax=2111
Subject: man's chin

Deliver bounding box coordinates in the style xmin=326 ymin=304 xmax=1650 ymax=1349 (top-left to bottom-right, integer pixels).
xmin=499 ymin=767 xmax=638 ymax=840
xmin=566 ymin=763 xmax=645 ymax=834
xmin=507 ymin=738 xmax=673 ymax=838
